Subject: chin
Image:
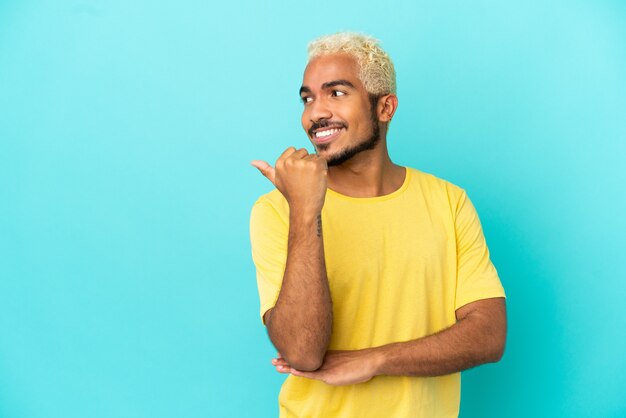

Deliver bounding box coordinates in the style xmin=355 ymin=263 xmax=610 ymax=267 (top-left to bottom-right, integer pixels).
xmin=313 ymin=144 xmax=332 ymax=156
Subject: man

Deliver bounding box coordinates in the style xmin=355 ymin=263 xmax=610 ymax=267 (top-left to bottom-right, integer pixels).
xmin=250 ymin=32 xmax=506 ymax=417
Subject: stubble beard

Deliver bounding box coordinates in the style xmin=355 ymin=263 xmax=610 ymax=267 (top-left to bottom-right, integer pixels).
xmin=316 ymin=96 xmax=381 ymax=167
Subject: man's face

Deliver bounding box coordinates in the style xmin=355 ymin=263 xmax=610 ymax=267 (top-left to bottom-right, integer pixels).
xmin=300 ymin=54 xmax=380 ymax=166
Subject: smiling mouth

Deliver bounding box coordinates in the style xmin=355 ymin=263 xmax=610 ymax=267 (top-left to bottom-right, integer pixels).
xmin=315 ymin=127 xmax=341 ymax=138
xmin=312 ymin=127 xmax=343 ymax=144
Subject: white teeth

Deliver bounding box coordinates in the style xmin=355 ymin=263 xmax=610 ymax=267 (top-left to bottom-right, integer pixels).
xmin=315 ymin=128 xmax=340 ymax=138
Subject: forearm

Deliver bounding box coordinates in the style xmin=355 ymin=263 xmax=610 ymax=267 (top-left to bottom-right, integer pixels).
xmin=375 ymin=299 xmax=506 ymax=377
xmin=266 ymin=211 xmax=332 ymax=371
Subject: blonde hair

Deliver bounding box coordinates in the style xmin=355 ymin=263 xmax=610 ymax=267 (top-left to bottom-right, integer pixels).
xmin=307 ymin=32 xmax=396 ymax=96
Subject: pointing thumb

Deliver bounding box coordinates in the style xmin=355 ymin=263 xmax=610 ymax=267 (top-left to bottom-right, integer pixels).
xmin=251 ymin=160 xmax=276 ymax=185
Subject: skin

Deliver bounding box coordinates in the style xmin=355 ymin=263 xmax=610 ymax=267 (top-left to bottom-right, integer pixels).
xmin=273 ymin=297 xmax=506 ymax=385
xmin=251 ymin=146 xmax=331 ymax=371
xmin=252 ymin=53 xmax=507 ymax=383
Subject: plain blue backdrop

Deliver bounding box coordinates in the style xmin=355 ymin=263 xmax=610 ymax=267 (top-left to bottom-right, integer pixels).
xmin=1 ymin=1 xmax=625 ymax=417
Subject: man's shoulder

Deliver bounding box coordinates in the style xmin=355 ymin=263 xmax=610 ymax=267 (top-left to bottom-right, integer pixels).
xmin=406 ymin=167 xmax=465 ymax=198
xmin=254 ymin=188 xmax=287 ymax=207
xmin=251 ymin=189 xmax=289 ymax=220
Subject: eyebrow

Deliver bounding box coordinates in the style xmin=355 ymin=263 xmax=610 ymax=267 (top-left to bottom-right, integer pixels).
xmin=299 ymin=79 xmax=356 ymax=96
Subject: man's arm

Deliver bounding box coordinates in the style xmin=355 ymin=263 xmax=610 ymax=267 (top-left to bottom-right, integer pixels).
xmin=377 ymin=297 xmax=506 ymax=376
xmin=273 ymin=297 xmax=506 ymax=385
xmin=252 ymin=147 xmax=332 ymax=372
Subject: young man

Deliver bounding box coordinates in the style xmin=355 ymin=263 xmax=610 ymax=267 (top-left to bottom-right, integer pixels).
xmin=250 ymin=32 xmax=506 ymax=417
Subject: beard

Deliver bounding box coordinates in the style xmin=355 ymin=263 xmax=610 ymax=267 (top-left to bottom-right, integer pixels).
xmin=315 ymin=95 xmax=381 ymax=167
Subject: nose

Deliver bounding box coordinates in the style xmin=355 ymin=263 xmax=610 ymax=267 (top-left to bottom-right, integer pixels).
xmin=308 ymin=97 xmax=332 ymax=122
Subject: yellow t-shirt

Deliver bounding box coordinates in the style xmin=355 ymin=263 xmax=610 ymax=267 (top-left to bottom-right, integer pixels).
xmin=249 ymin=167 xmax=505 ymax=418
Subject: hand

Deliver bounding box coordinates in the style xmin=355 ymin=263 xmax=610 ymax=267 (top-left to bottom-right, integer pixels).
xmin=271 ymin=350 xmax=382 ymax=386
xmin=251 ymin=147 xmax=328 ymax=217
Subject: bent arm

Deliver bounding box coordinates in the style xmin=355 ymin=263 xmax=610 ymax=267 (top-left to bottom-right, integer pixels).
xmin=252 ymin=148 xmax=332 ymax=371
xmin=279 ymin=297 xmax=506 ymax=385
xmin=265 ymin=212 xmax=332 ymax=371
xmin=375 ymin=297 xmax=507 ymax=377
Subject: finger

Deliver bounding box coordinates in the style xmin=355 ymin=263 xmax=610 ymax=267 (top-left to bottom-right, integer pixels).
xmin=250 ymin=160 xmax=276 ymax=185
xmin=303 ymin=154 xmax=328 ymax=167
xmin=289 ymin=369 xmax=320 ymax=380
xmin=276 ymin=146 xmax=297 ymax=165
xmin=288 ymin=148 xmax=310 ymax=160
xmin=302 ymin=153 xmax=321 ymax=161
xmin=272 ymin=358 xmax=290 ymax=367
xmin=275 ymin=365 xmax=291 ymax=374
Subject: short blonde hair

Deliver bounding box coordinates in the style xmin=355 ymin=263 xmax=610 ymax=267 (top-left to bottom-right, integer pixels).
xmin=307 ymin=32 xmax=396 ymax=96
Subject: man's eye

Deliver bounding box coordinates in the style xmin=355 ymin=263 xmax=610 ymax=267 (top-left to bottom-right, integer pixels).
xmin=302 ymin=96 xmax=313 ymax=104
xmin=332 ymin=90 xmax=346 ymax=97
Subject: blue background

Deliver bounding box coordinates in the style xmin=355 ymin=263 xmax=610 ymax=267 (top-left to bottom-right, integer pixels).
xmin=1 ymin=0 xmax=625 ymax=417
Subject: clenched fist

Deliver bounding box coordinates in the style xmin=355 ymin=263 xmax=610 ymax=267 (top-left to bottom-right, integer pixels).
xmin=251 ymin=147 xmax=328 ymax=218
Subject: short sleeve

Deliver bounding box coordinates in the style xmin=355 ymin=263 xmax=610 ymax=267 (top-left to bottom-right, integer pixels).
xmin=454 ymin=191 xmax=506 ymax=310
xmin=250 ymin=199 xmax=288 ymax=323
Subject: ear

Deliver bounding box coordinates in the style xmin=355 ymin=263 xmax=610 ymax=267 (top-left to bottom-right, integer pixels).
xmin=377 ymin=94 xmax=398 ymax=122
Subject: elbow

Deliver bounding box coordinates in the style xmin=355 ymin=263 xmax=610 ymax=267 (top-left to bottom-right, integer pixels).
xmin=484 ymin=311 xmax=507 ymax=364
xmin=281 ymin=349 xmax=325 ymax=371
xmin=485 ymin=337 xmax=506 ymax=363
xmin=475 ymin=325 xmax=506 ymax=364
xmin=267 ymin=327 xmax=326 ymax=371
xmin=265 ymin=308 xmax=332 ymax=371
xmin=487 ymin=344 xmax=505 ymax=363
xmin=289 ymin=356 xmax=324 ymax=372
xmin=266 ymin=314 xmax=331 ymax=371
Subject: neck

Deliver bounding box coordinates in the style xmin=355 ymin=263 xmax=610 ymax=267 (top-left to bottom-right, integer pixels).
xmin=327 ymin=139 xmax=405 ymax=198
